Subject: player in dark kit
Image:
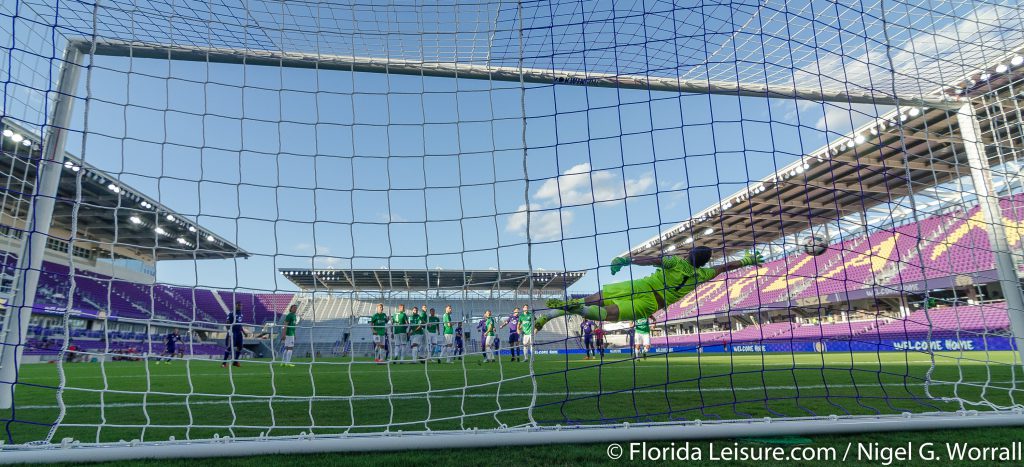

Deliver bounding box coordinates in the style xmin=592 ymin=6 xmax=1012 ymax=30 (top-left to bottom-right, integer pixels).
xmin=454 ymin=324 xmax=464 ymax=359
xmin=581 ymin=320 xmax=596 ymax=360
xmin=157 ymin=329 xmax=182 ymax=364
xmin=222 ymin=302 xmax=247 ymax=368
xmin=594 ymin=325 xmax=606 ymax=357
xmin=500 ymin=308 xmax=522 ymax=362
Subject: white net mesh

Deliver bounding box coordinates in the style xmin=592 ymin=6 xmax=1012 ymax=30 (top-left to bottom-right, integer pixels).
xmin=2 ymin=0 xmax=1024 ymax=459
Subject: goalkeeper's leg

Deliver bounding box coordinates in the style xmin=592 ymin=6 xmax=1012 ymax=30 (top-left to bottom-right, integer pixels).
xmin=538 ymin=292 xmax=618 ymax=330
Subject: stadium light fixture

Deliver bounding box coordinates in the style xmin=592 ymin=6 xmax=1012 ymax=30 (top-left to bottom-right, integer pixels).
xmin=703 ymin=228 xmax=714 ymax=235
xmin=207 ymin=235 xmax=215 ymax=241
xmin=176 ymin=238 xmax=187 ymax=244
xmin=996 ymin=64 xmax=1009 ymax=73
xmin=188 ymin=226 xmax=197 ymax=232
xmin=683 ymin=237 xmax=694 ymax=244
xmin=908 ymin=107 xmax=921 ymax=117
xmin=154 ymin=227 xmax=166 ymax=235
xmin=10 ymin=134 xmax=23 ymax=143
xmin=129 ymin=216 xmax=142 ymax=224
xmin=71 ymin=166 xmax=79 ymax=172
xmin=21 ymin=139 xmax=30 ymax=147
xmin=1013 ymin=55 xmax=1024 ymax=67
xmin=166 ymin=214 xmax=175 ymax=222
xmin=2 ymin=129 xmax=12 ymax=138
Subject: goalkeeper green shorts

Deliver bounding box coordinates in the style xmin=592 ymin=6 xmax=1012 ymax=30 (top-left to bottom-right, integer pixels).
xmin=600 ymin=281 xmax=659 ymax=321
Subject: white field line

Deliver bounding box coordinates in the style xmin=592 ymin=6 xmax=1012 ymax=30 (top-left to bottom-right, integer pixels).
xmin=18 ymin=380 xmax=1019 ymax=410
xmin=27 ymin=359 xmax=950 ymax=381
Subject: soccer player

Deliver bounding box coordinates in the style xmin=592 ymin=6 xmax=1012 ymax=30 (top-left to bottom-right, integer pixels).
xmin=500 ymin=308 xmax=521 ymax=362
xmin=519 ymin=305 xmax=535 ymax=362
xmin=427 ymin=308 xmax=441 ymax=361
xmin=280 ymin=304 xmax=298 ymax=367
xmin=370 ymin=304 xmax=389 ymax=363
xmin=482 ymin=310 xmax=496 ymax=363
xmin=539 ymin=247 xmax=763 ymax=329
xmin=440 ymin=305 xmax=456 ymax=363
xmin=157 ymin=329 xmax=181 ymax=364
xmin=633 ymin=314 xmax=654 ymax=358
xmin=454 ymin=323 xmax=464 ymax=360
xmin=476 ymin=317 xmax=487 ymax=354
xmin=391 ymin=304 xmax=409 ymax=363
xmin=581 ymin=319 xmax=596 ymax=360
xmin=409 ymin=306 xmax=425 ymax=363
xmin=222 ymin=302 xmax=247 ymax=368
xmin=594 ymin=324 xmax=606 ymax=357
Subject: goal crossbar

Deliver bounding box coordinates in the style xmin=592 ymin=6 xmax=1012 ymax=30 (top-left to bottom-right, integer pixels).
xmin=70 ymin=39 xmax=960 ymax=109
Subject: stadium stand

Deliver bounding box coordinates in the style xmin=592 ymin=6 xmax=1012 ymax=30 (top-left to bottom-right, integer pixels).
xmin=12 ymin=193 xmax=1022 ymax=358
xmin=657 ymin=194 xmax=1024 ymax=321
xmin=652 ymin=302 xmax=1010 ymax=348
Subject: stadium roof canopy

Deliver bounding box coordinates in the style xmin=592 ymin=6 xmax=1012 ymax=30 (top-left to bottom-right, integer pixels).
xmin=627 ymin=46 xmax=1024 ymax=259
xmin=279 ymin=268 xmax=585 ymax=292
xmin=0 ymin=118 xmax=247 ymax=261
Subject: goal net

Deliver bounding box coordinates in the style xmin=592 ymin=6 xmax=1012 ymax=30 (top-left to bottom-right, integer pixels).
xmin=3 ymin=0 xmax=1024 ymax=460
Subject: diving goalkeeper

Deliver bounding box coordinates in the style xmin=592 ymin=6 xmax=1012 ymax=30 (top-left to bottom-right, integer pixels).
xmin=538 ymin=246 xmax=763 ymax=329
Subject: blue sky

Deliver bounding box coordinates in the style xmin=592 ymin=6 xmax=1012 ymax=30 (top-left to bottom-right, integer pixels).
xmin=62 ymin=56 xmax=833 ymax=293
xmin=5 ymin=0 xmax=1017 ymax=295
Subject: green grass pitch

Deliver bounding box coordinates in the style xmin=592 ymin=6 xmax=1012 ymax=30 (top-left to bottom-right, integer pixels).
xmin=8 ymin=351 xmax=1024 ymax=447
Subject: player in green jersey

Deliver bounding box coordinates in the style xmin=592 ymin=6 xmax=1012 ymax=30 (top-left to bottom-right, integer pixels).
xmin=482 ymin=310 xmax=497 ymax=363
xmin=391 ymin=304 xmax=409 ymax=363
xmin=369 ymin=304 xmax=389 ymax=363
xmin=441 ymin=305 xmax=456 ymax=363
xmin=538 ymin=247 xmax=763 ymax=330
xmin=518 ymin=306 xmax=535 ymax=362
xmin=409 ymin=307 xmax=426 ymax=363
xmin=427 ymin=308 xmax=441 ymax=362
xmin=633 ymin=314 xmax=655 ymax=358
xmin=280 ymin=304 xmax=298 ymax=367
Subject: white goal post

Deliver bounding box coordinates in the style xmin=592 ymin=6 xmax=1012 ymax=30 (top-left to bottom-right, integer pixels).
xmin=4 ymin=0 xmax=1024 ymax=462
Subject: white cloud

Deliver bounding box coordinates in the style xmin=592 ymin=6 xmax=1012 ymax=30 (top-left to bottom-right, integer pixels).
xmin=815 ymin=102 xmax=891 ymax=133
xmin=791 ymin=5 xmax=1011 ymax=96
xmin=533 ymin=162 xmax=655 ymax=206
xmin=313 ymin=256 xmax=342 ymax=268
xmin=505 ymin=203 xmax=574 ymax=241
xmin=505 ymin=163 xmax=655 ymax=239
xmin=293 ymin=242 xmax=333 ymax=256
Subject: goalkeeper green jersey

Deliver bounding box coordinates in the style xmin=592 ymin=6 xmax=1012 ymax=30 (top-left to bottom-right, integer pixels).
xmin=602 ymin=256 xmax=717 ymax=321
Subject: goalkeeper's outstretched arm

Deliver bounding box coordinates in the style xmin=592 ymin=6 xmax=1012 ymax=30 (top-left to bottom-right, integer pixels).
xmin=612 ymin=250 xmax=764 ymax=275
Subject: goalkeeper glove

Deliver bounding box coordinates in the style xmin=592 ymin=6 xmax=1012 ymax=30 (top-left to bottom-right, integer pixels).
xmin=610 ymin=256 xmax=631 ymax=275
xmin=740 ymin=250 xmax=764 ymax=267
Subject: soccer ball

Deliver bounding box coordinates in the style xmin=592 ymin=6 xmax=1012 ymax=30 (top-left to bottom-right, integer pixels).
xmin=803 ymin=235 xmax=829 ymax=256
